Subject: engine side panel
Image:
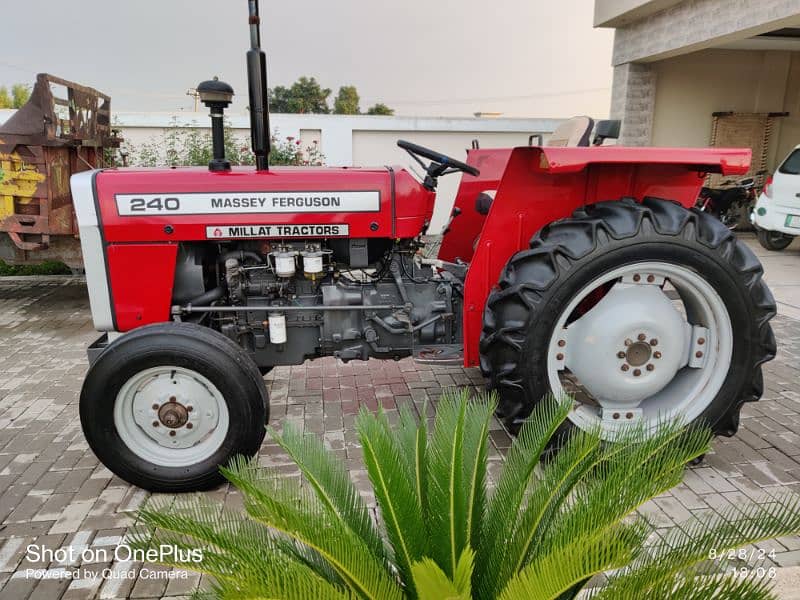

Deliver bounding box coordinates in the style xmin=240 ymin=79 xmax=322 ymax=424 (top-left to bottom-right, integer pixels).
xmin=107 ymin=243 xmax=178 ymax=330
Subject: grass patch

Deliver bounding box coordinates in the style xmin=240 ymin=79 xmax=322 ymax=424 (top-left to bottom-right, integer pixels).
xmin=0 ymin=259 xmax=72 ymax=276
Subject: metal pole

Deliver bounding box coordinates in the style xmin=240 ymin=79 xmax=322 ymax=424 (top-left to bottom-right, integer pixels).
xmin=178 ymin=304 xmax=405 ymax=314
xmin=247 ymin=0 xmax=271 ymax=170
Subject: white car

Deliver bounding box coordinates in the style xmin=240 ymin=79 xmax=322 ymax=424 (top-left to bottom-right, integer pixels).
xmin=752 ymin=145 xmax=800 ymax=250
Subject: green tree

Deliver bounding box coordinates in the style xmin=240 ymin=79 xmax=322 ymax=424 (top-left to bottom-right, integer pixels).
xmin=269 ymin=76 xmax=331 ymax=114
xmin=11 ymin=84 xmax=30 ymax=108
xmin=0 ymin=87 xmax=12 ymax=109
xmin=367 ymin=102 xmax=394 ymax=116
xmin=333 ymin=85 xmax=360 ymax=114
xmin=133 ymin=390 xmax=800 ymax=599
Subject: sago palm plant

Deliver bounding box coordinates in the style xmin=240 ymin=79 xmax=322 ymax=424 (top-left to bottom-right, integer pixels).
xmin=132 ymin=390 xmax=800 ymax=599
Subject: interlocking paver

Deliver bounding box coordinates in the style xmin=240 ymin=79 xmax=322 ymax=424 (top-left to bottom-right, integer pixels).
xmin=0 ymin=236 xmax=798 ymax=597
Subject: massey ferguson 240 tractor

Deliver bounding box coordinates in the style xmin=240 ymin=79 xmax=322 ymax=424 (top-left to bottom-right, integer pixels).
xmin=72 ymin=1 xmax=776 ymax=492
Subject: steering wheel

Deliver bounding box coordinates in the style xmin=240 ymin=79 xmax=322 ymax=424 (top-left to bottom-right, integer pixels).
xmin=397 ymin=140 xmax=480 ymax=177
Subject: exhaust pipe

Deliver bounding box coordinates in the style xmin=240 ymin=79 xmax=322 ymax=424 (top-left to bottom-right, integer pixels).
xmin=247 ymin=0 xmax=271 ymax=171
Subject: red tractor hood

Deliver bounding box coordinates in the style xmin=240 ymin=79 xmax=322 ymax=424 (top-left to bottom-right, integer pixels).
xmin=91 ymin=165 xmax=434 ymax=243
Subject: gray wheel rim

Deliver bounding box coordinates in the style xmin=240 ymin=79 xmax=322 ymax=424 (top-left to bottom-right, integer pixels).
xmin=546 ymin=261 xmax=733 ymax=439
xmin=113 ymin=366 xmax=230 ymax=467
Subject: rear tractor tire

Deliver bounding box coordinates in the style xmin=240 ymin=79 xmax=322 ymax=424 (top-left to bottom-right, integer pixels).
xmin=480 ymin=197 xmax=776 ymax=439
xmin=81 ymin=322 xmax=269 ymax=492
xmin=757 ymin=228 xmax=794 ymax=251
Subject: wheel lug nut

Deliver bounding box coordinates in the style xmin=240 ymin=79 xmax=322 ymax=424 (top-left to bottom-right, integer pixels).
xmin=698 ymin=337 xmax=706 ymax=345
xmin=558 ymin=339 xmax=566 ymax=347
xmin=556 ymin=353 xmax=564 ymax=361
xmin=152 ymin=421 xmax=159 ymax=427
xmin=169 ymin=430 xmax=176 ymax=437
xmin=186 ymin=423 xmax=193 ymax=429
xmin=633 ymin=274 xmax=641 ymax=282
xmin=696 ymin=351 xmax=703 ymax=358
xmin=654 ymin=351 xmax=662 ymax=359
xmin=646 ymin=364 xmax=654 ymax=371
xmin=638 ymin=333 xmax=647 ymax=341
xmin=151 ymin=404 xmax=159 ymax=410
xmin=626 ymin=412 xmax=634 ymax=419
xmin=621 ymin=364 xmax=630 ymax=372
xmin=633 ymin=369 xmax=642 ymax=377
xmin=169 ymin=396 xmax=177 ymax=403
xmin=617 ymin=351 xmax=626 ymax=359
xmin=186 ymin=406 xmax=193 ymax=412
xmin=624 ymin=338 xmax=632 ymax=346
xmin=650 ymin=339 xmax=658 ymax=346
xmin=613 ymin=412 xmax=620 ymax=419
xmin=647 ymin=275 xmax=655 ymax=283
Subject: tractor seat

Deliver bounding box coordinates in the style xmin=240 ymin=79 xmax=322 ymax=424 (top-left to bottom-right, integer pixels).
xmin=546 ymin=116 xmax=595 ymax=147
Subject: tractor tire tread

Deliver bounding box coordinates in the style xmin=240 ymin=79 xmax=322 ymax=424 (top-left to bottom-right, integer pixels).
xmin=480 ymin=197 xmax=776 ymax=436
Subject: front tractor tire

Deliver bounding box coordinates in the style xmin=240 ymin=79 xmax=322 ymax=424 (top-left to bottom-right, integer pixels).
xmin=480 ymin=198 xmax=776 ymax=439
xmin=81 ymin=322 xmax=268 ymax=492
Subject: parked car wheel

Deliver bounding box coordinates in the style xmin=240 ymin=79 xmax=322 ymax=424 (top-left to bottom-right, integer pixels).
xmin=757 ymin=228 xmax=794 ymax=251
xmin=81 ymin=322 xmax=268 ymax=492
xmin=480 ymin=198 xmax=776 ymax=440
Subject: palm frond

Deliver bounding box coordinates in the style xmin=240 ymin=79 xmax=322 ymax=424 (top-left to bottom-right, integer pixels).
xmin=204 ymin=558 xmax=356 ymax=600
xmin=356 ymin=406 xmax=427 ymax=594
xmin=411 ymin=547 xmax=474 ymax=600
xmin=533 ymin=422 xmax=710 ymax=558
xmin=425 ymin=390 xmax=470 ymax=578
xmin=475 ymin=394 xmax=572 ymax=597
xmin=271 ymin=421 xmax=388 ymax=564
xmin=461 ymin=395 xmax=495 ymax=553
xmin=493 ymin=425 xmax=604 ymax=593
xmin=396 ymin=402 xmax=428 ymax=515
xmin=132 ymin=495 xmax=349 ymax=596
xmin=497 ymin=523 xmax=645 ymax=600
xmin=221 ymin=456 xmax=404 ymax=600
xmin=596 ymin=493 xmax=800 ymax=599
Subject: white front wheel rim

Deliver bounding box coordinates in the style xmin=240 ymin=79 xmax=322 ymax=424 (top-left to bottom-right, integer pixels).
xmin=114 ymin=366 xmax=230 ymax=467
xmin=546 ymin=261 xmax=733 ymax=439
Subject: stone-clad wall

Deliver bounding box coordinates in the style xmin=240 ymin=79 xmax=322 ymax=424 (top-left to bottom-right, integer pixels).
xmin=608 ymin=0 xmax=800 ymax=145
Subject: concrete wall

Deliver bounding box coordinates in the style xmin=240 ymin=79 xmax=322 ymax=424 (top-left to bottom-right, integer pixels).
xmin=597 ymin=0 xmax=800 ymax=146
xmin=594 ymin=0 xmax=682 ymax=27
xmin=649 ymin=49 xmax=800 ymax=168
xmin=608 ymin=0 xmax=800 ymax=66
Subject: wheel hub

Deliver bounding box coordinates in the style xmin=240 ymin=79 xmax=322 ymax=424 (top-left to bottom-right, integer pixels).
xmin=122 ymin=369 xmax=222 ymax=451
xmin=625 ymin=341 xmax=652 ymax=367
xmin=158 ymin=401 xmax=189 ymax=428
xmin=559 ymin=282 xmax=690 ymax=407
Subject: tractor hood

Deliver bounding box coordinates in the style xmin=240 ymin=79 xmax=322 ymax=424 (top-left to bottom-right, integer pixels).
xmin=83 ymin=165 xmax=434 ymax=243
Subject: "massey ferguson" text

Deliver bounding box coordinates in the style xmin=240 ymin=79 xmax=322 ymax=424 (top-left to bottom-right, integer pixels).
xmin=210 ymin=196 xmax=342 ymax=209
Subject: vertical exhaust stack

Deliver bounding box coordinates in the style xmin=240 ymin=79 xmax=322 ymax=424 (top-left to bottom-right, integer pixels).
xmin=247 ymin=0 xmax=271 ymax=171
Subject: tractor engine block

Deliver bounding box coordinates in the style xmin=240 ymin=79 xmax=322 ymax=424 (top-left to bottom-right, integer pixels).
xmin=175 ymin=240 xmax=461 ymax=367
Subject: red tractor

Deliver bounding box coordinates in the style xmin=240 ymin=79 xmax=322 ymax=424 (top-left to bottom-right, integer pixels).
xmin=73 ymin=1 xmax=775 ymax=492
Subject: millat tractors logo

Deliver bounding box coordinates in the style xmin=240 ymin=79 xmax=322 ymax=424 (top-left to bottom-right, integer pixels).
xmin=206 ymin=224 xmax=350 ymax=238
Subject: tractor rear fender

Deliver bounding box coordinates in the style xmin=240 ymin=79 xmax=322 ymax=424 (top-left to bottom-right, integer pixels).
xmin=457 ymin=145 xmax=751 ymax=367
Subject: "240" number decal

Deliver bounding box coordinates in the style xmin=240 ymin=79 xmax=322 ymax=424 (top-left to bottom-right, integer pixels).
xmin=128 ymin=197 xmax=181 ymax=212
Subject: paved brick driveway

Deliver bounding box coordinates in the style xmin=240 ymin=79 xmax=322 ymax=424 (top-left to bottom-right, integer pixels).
xmin=0 ymin=234 xmax=799 ymax=598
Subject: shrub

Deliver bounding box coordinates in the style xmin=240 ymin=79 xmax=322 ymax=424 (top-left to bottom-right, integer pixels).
xmin=133 ymin=391 xmax=800 ymax=599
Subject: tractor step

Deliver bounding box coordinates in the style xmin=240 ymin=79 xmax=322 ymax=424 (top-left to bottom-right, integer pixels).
xmin=413 ymin=344 xmax=463 ymax=365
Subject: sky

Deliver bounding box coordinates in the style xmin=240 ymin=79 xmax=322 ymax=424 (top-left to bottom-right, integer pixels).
xmin=0 ymin=0 xmax=614 ymax=119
